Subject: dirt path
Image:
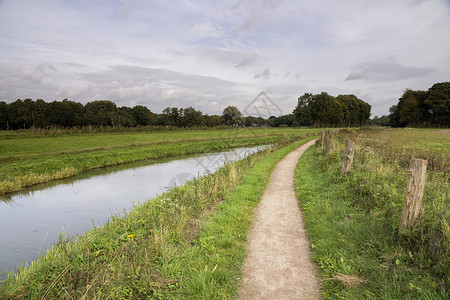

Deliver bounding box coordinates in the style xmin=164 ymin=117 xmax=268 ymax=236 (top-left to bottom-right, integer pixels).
xmin=239 ymin=140 xmax=321 ymax=300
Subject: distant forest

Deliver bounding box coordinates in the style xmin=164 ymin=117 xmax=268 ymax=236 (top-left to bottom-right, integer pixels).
xmin=0 ymin=95 xmax=370 ymax=130
xmin=0 ymin=92 xmax=371 ymax=130
xmin=0 ymin=99 xmax=270 ymax=130
xmin=0 ymin=82 xmax=447 ymax=130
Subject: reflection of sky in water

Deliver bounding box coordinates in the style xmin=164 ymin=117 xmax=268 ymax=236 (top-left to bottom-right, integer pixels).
xmin=0 ymin=146 xmax=267 ymax=273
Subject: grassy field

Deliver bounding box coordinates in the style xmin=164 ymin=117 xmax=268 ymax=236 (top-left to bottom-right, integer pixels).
xmin=0 ymin=136 xmax=316 ymax=299
xmin=2 ymin=127 xmax=447 ymax=299
xmin=295 ymin=128 xmax=449 ymax=299
xmin=0 ymin=127 xmax=321 ymax=194
xmin=359 ymin=128 xmax=449 ymax=171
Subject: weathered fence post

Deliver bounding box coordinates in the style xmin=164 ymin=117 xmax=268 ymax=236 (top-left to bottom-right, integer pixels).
xmin=325 ymin=130 xmax=334 ymax=155
xmin=341 ymin=140 xmax=354 ymax=176
xmin=320 ymin=131 xmax=325 ymax=151
xmin=399 ymin=158 xmax=428 ymax=232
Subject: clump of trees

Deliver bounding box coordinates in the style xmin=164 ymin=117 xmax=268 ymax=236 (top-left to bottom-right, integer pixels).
xmin=367 ymin=115 xmax=390 ymax=127
xmin=0 ymin=99 xmax=157 ymax=129
xmin=389 ymin=82 xmax=449 ymax=128
xmin=293 ymin=92 xmax=371 ymax=127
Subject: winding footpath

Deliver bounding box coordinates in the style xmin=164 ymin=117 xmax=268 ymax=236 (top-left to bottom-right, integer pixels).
xmin=239 ymin=140 xmax=322 ymax=299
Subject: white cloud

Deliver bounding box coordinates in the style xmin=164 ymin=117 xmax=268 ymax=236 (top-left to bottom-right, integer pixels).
xmin=0 ymin=0 xmax=449 ymax=117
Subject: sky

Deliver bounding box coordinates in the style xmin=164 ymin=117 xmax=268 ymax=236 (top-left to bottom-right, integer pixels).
xmin=0 ymin=0 xmax=449 ymax=118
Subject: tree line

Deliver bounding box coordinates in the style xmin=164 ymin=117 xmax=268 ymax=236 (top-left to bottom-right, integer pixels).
xmin=293 ymin=92 xmax=371 ymax=127
xmin=0 ymin=99 xmax=272 ymax=130
xmin=0 ymin=92 xmax=375 ymax=130
xmin=388 ymin=82 xmax=449 ymax=128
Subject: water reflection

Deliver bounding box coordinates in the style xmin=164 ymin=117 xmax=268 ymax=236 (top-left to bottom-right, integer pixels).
xmin=0 ymin=145 xmax=268 ymax=274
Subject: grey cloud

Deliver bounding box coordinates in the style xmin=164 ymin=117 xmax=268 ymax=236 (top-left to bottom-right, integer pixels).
xmin=345 ymin=60 xmax=435 ymax=82
xmin=232 ymin=13 xmax=266 ymax=33
xmin=72 ymin=65 xmax=238 ymax=113
xmin=107 ymin=65 xmax=235 ymax=91
xmin=0 ymin=62 xmax=239 ymax=114
xmin=116 ymin=0 xmax=140 ymax=18
xmin=230 ymin=0 xmax=282 ymax=33
xmin=21 ymin=63 xmax=57 ymax=84
xmin=197 ymin=48 xmax=260 ymax=69
xmin=254 ymin=68 xmax=271 ymax=80
xmin=234 ymin=57 xmax=256 ymax=69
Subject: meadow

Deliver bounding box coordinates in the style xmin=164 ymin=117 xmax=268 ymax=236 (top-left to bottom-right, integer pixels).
xmin=0 ymin=127 xmax=320 ymax=194
xmin=1 ymin=127 xmax=447 ymax=299
xmin=0 ymin=133 xmax=317 ymax=299
xmin=295 ymin=128 xmax=449 ymax=299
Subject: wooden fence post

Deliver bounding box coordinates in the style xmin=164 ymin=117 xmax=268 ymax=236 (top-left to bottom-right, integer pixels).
xmin=399 ymin=158 xmax=428 ymax=232
xmin=325 ymin=130 xmax=334 ymax=155
xmin=320 ymin=131 xmax=325 ymax=151
xmin=341 ymin=140 xmax=354 ymax=176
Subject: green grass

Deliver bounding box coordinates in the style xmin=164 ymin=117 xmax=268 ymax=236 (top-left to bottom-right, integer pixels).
xmin=0 ymin=128 xmax=320 ymax=157
xmin=359 ymin=127 xmax=449 ymax=172
xmin=0 ymin=127 xmax=321 ymax=194
xmin=295 ymin=129 xmax=449 ymax=299
xmin=0 ymin=136 xmax=316 ymax=299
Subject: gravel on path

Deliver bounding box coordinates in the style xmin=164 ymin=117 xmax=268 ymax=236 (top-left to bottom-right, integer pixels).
xmin=239 ymin=140 xmax=322 ymax=300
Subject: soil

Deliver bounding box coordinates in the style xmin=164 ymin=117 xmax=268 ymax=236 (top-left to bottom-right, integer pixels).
xmin=239 ymin=140 xmax=322 ymax=299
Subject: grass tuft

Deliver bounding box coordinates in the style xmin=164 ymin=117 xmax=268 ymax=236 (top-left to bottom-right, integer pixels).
xmin=330 ymin=273 xmax=368 ymax=288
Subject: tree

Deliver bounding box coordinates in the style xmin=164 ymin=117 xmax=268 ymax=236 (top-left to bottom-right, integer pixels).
xmin=162 ymin=107 xmax=181 ymax=126
xmin=269 ymin=114 xmax=295 ymax=127
xmin=131 ymin=105 xmax=152 ymax=126
xmin=368 ymin=115 xmax=390 ymax=126
xmin=180 ymin=106 xmax=203 ymax=127
xmin=203 ymin=115 xmax=223 ymax=127
xmin=118 ymin=107 xmax=137 ymax=127
xmin=47 ymin=99 xmax=83 ymax=127
xmin=83 ymin=100 xmax=118 ymax=126
xmin=293 ymin=93 xmax=313 ymax=126
xmin=293 ymin=92 xmax=370 ymax=127
xmin=244 ymin=116 xmax=266 ymax=127
xmin=222 ymin=105 xmax=243 ymax=125
xmin=398 ymin=90 xmax=422 ymax=127
xmin=389 ymin=83 xmax=450 ymax=128
xmin=424 ymin=82 xmax=450 ymax=127
xmin=7 ymin=99 xmax=34 ymax=129
xmin=389 ymin=105 xmax=399 ymax=127
xmin=0 ymin=101 xmax=8 ymax=130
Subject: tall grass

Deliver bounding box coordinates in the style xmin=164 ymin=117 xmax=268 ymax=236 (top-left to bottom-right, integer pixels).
xmin=359 ymin=127 xmax=449 ymax=172
xmin=295 ymin=129 xmax=449 ymax=299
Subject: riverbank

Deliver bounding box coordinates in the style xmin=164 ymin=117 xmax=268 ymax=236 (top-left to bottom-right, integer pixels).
xmin=0 ymin=137 xmax=316 ymax=299
xmin=0 ymin=127 xmax=321 ymax=194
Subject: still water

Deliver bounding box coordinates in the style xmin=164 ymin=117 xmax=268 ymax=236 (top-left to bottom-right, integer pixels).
xmin=0 ymin=146 xmax=267 ymax=274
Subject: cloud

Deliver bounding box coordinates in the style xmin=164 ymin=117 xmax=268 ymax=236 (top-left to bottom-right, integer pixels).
xmin=234 ymin=57 xmax=256 ymax=69
xmin=0 ymin=0 xmax=449 ymax=117
xmin=254 ymin=68 xmax=271 ymax=80
xmin=346 ymin=58 xmax=435 ymax=82
xmin=21 ymin=63 xmax=57 ymax=84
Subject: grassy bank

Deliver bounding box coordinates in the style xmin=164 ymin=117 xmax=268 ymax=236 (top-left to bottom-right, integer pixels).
xmin=0 ymin=127 xmax=320 ymax=194
xmin=295 ymin=129 xmax=448 ymax=299
xmin=0 ymin=137 xmax=316 ymax=299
